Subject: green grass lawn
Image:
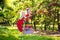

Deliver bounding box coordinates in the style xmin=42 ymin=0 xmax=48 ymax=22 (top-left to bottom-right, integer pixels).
xmin=0 ymin=26 xmax=60 ymax=40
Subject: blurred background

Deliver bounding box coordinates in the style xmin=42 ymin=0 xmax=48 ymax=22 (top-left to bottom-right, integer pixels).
xmin=0 ymin=0 xmax=60 ymax=40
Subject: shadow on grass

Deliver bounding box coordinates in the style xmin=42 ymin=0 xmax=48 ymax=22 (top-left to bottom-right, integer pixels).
xmin=0 ymin=34 xmax=19 ymax=40
xmin=19 ymin=35 xmax=54 ymax=40
xmin=0 ymin=28 xmax=9 ymax=34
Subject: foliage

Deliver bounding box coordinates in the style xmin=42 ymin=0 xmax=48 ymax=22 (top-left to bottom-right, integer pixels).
xmin=0 ymin=0 xmax=20 ymax=25
xmin=0 ymin=0 xmax=60 ymax=31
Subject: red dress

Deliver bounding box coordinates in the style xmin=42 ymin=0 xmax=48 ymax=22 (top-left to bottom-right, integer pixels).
xmin=17 ymin=18 xmax=24 ymax=32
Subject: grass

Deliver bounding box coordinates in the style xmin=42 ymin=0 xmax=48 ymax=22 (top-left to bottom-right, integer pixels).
xmin=0 ymin=26 xmax=60 ymax=40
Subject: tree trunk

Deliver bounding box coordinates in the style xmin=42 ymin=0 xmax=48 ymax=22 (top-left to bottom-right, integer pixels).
xmin=58 ymin=23 xmax=60 ymax=31
xmin=57 ymin=10 xmax=60 ymax=31
xmin=34 ymin=21 xmax=36 ymax=31
xmin=58 ymin=15 xmax=60 ymax=31
xmin=44 ymin=22 xmax=47 ymax=31
xmin=52 ymin=14 xmax=55 ymax=31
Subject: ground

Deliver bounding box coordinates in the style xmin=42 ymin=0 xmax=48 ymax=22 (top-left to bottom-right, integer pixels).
xmin=0 ymin=26 xmax=60 ymax=40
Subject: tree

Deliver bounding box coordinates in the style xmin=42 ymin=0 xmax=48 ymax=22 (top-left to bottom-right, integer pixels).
xmin=0 ymin=0 xmax=20 ymax=25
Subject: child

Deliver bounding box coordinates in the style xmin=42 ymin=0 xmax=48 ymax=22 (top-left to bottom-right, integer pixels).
xmin=17 ymin=8 xmax=32 ymax=34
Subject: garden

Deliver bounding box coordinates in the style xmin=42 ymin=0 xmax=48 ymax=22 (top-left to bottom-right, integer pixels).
xmin=0 ymin=0 xmax=60 ymax=40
